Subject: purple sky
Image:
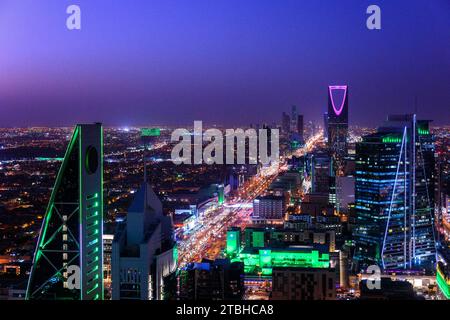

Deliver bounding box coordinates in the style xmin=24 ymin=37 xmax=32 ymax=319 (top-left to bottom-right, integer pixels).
xmin=0 ymin=0 xmax=449 ymax=127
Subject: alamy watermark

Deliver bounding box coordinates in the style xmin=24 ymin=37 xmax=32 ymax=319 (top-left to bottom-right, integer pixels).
xmin=66 ymin=5 xmax=81 ymax=30
xmin=366 ymin=5 xmax=381 ymax=30
xmin=66 ymin=5 xmax=380 ymax=31
xmin=170 ymin=121 xmax=279 ymax=166
xmin=366 ymin=265 xmax=382 ymax=290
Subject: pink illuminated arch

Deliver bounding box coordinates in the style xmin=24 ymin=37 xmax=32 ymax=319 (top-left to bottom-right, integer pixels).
xmin=329 ymin=85 xmax=348 ymax=116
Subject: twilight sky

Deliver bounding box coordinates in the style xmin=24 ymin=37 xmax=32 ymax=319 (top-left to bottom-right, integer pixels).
xmin=0 ymin=0 xmax=449 ymax=127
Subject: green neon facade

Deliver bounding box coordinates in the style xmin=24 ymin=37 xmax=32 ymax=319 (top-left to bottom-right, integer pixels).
xmin=382 ymin=135 xmax=402 ymax=144
xmin=252 ymin=231 xmax=265 ymax=248
xmin=418 ymin=121 xmax=430 ymax=136
xmin=418 ymin=128 xmax=429 ymax=135
xmin=226 ymin=229 xmax=240 ymax=255
xmin=26 ymin=124 xmax=103 ymax=300
xmin=232 ymin=249 xmax=330 ymax=276
xmin=227 ymin=229 xmax=330 ymax=276
xmin=217 ymin=184 xmax=225 ymax=205
xmin=141 ymin=128 xmax=161 ymax=137
xmin=437 ymin=264 xmax=450 ymax=299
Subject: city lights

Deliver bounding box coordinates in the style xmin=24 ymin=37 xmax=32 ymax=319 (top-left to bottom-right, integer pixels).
xmin=0 ymin=1 xmax=449 ymax=310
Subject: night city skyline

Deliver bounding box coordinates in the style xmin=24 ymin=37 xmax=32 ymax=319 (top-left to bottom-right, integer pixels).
xmin=0 ymin=0 xmax=450 ymax=127
xmin=2 ymin=0 xmax=450 ymax=309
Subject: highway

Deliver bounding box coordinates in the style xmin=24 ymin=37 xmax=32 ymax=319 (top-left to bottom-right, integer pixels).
xmin=177 ymin=167 xmax=280 ymax=267
xmin=177 ymin=132 xmax=325 ymax=267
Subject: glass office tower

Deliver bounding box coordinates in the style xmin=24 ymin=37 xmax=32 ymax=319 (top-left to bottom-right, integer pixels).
xmin=354 ymin=115 xmax=436 ymax=271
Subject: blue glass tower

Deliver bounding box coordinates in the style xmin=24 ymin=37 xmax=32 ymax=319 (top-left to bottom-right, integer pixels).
xmin=354 ymin=115 xmax=436 ymax=271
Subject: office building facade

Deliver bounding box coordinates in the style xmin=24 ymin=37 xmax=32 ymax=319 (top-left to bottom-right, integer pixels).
xmin=112 ymin=182 xmax=177 ymax=300
xmin=354 ymin=115 xmax=436 ymax=270
xmin=252 ymin=195 xmax=285 ymax=225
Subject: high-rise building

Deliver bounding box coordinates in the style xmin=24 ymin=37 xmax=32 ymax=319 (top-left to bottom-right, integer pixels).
xmin=335 ymin=176 xmax=355 ymax=214
xmin=354 ymin=115 xmax=436 ymax=271
xmin=310 ymin=152 xmax=334 ymax=197
xmin=26 ymin=123 xmax=104 ymax=300
xmin=282 ymin=112 xmax=291 ymax=134
xmin=327 ymin=86 xmax=349 ymax=158
xmin=217 ymin=184 xmax=225 ymax=205
xmin=226 ymin=227 xmax=241 ymax=256
xmin=111 ymin=182 xmax=177 ymax=300
xmin=291 ymin=105 xmax=298 ymax=133
xmin=252 ymin=195 xmax=285 ymax=225
xmin=297 ymin=115 xmax=304 ymax=142
xmin=323 ymin=112 xmax=329 ymax=141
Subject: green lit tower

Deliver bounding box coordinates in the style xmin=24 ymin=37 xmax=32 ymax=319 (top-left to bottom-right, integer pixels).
xmin=218 ymin=184 xmax=225 ymax=206
xmin=354 ymin=115 xmax=436 ymax=271
xmin=226 ymin=228 xmax=241 ymax=256
xmin=26 ymin=123 xmax=104 ymax=300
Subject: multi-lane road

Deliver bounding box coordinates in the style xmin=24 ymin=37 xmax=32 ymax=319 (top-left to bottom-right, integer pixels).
xmin=177 ymin=132 xmax=324 ymax=267
xmin=177 ymin=167 xmax=280 ymax=267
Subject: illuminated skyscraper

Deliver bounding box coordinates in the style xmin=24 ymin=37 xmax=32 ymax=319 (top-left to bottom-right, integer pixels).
xmin=291 ymin=105 xmax=298 ymax=133
xmin=111 ymin=182 xmax=177 ymax=300
xmin=26 ymin=123 xmax=104 ymax=300
xmin=354 ymin=115 xmax=436 ymax=270
xmin=226 ymin=227 xmax=241 ymax=256
xmin=217 ymin=184 xmax=225 ymax=205
xmin=327 ymin=86 xmax=348 ymax=158
xmin=297 ymin=115 xmax=304 ymax=143
xmin=282 ymin=112 xmax=291 ymax=134
xmin=310 ymin=152 xmax=334 ymax=195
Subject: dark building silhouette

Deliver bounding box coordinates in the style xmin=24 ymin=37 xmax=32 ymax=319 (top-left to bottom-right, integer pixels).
xmin=271 ymin=267 xmax=336 ymax=300
xmin=179 ymin=259 xmax=244 ymax=300
xmin=360 ymin=278 xmax=418 ymax=300
xmin=282 ymin=112 xmax=291 ymax=134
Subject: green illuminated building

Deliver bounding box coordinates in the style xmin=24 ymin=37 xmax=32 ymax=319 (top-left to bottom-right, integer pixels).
xmin=26 ymin=124 xmax=104 ymax=300
xmin=437 ymin=262 xmax=450 ymax=299
xmin=141 ymin=128 xmax=161 ymax=137
xmin=252 ymin=230 xmax=265 ymax=248
xmin=234 ymin=248 xmax=330 ymax=276
xmin=226 ymin=228 xmax=241 ymax=255
xmin=226 ymin=229 xmax=330 ymax=276
xmin=217 ymin=184 xmax=225 ymax=205
xmin=244 ymin=228 xmax=266 ymax=248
